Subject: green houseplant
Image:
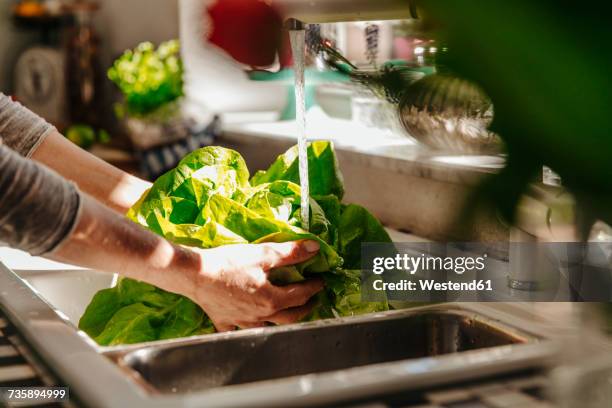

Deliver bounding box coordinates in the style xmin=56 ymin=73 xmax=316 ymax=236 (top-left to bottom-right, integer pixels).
xmin=108 ymin=40 xmax=190 ymax=149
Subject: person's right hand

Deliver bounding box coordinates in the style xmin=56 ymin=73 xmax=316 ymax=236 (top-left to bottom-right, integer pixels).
xmin=189 ymin=240 xmax=324 ymax=331
xmin=48 ymin=193 xmax=323 ymax=334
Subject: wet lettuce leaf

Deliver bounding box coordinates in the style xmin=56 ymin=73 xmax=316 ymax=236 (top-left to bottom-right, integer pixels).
xmin=251 ymin=141 xmax=345 ymax=199
xmin=324 ymin=270 xmax=389 ymax=316
xmin=80 ymin=142 xmax=390 ymax=345
xmin=338 ymin=204 xmax=392 ymax=269
xmin=79 ymin=279 xmax=207 ymax=346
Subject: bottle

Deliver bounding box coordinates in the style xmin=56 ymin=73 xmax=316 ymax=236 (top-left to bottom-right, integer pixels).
xmin=65 ymin=1 xmax=103 ymax=128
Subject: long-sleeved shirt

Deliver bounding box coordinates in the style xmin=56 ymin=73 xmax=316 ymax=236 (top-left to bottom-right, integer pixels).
xmin=0 ymin=93 xmax=81 ymax=255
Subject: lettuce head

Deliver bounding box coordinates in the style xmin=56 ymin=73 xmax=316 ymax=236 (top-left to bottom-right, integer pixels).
xmin=79 ymin=141 xmax=390 ymax=345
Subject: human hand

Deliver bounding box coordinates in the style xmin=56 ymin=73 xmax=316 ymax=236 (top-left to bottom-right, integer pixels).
xmin=190 ymin=240 xmax=323 ymax=331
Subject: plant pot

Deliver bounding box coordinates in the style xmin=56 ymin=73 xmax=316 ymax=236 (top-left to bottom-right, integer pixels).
xmin=123 ymin=101 xmax=193 ymax=150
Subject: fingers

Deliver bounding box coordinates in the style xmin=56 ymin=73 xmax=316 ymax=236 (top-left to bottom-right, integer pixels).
xmin=208 ymin=279 xmax=322 ymax=332
xmin=268 ymin=278 xmax=324 ymax=310
xmin=211 ymin=317 xmax=266 ymax=331
xmin=236 ymin=321 xmax=267 ymax=330
xmin=257 ymin=240 xmax=320 ymax=270
xmin=209 ymin=317 xmax=236 ymax=333
xmin=265 ymin=301 xmax=316 ymax=325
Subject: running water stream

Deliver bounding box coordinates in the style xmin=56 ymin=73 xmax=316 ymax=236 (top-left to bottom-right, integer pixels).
xmin=289 ymin=28 xmax=310 ymax=231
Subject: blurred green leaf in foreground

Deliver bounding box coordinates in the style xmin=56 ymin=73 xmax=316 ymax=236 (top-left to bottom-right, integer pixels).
xmin=419 ymin=0 xmax=612 ymax=230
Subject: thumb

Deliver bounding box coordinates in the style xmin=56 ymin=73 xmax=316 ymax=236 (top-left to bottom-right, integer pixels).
xmin=258 ymin=240 xmax=320 ymax=270
xmin=266 ymin=300 xmax=317 ymax=325
xmin=208 ymin=315 xmax=236 ymax=333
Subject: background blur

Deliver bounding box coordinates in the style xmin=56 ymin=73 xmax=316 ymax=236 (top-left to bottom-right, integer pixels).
xmin=0 ymin=0 xmax=179 ymax=93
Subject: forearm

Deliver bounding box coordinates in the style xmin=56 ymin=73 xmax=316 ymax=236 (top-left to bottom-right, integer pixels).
xmin=50 ymin=193 xmax=199 ymax=298
xmin=0 ymin=141 xmax=194 ymax=298
xmin=31 ymin=131 xmax=151 ymax=214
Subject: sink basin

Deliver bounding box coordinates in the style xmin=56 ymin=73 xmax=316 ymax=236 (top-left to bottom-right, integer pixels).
xmin=117 ymin=308 xmax=532 ymax=394
xmin=1 ymin=263 xmax=557 ymax=408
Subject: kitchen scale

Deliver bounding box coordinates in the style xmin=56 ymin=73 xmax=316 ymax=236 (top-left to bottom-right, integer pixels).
xmin=13 ymin=1 xmax=102 ymax=129
xmin=14 ymin=46 xmax=67 ymax=126
xmin=12 ymin=7 xmax=71 ymax=127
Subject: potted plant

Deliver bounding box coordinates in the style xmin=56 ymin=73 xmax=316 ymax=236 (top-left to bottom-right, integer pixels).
xmin=108 ymin=40 xmax=190 ymax=149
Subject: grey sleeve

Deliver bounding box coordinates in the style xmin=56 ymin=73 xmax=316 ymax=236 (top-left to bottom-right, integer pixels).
xmin=0 ymin=95 xmax=83 ymax=255
xmin=0 ymin=93 xmax=56 ymax=157
xmin=0 ymin=145 xmax=81 ymax=255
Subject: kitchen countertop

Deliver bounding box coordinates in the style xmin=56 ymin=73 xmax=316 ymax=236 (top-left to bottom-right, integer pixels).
xmin=222 ymin=108 xmax=506 ymax=187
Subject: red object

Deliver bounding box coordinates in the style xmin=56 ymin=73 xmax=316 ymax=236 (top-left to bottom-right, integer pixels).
xmin=206 ymin=0 xmax=283 ymax=68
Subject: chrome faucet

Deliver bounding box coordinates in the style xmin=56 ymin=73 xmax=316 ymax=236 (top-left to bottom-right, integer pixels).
xmin=271 ymin=0 xmax=414 ymax=24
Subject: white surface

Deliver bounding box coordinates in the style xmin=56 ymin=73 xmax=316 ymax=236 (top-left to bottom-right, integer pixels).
xmin=431 ymin=155 xmax=505 ymax=169
xmin=0 ymin=247 xmax=113 ymax=326
xmin=17 ymin=269 xmax=115 ymax=326
xmin=226 ymin=106 xmax=414 ymax=151
xmin=0 ymin=247 xmax=83 ymax=271
xmin=0 ymin=249 xmax=111 ymax=326
xmin=222 ymin=108 xmax=507 ymax=182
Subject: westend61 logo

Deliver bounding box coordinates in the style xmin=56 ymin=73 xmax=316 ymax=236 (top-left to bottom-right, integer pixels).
xmin=361 ymin=242 xmax=612 ymax=302
xmin=372 ymin=253 xmax=488 ymax=275
xmin=368 ymin=252 xmax=493 ymax=296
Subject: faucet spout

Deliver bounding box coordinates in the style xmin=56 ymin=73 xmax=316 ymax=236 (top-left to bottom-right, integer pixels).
xmin=272 ymin=0 xmax=414 ymax=24
xmin=284 ymin=18 xmax=306 ymax=31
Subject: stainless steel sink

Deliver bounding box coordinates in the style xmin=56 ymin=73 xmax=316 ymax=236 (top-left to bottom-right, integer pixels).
xmin=117 ymin=309 xmax=530 ymax=394
xmin=0 ymin=263 xmax=558 ymax=408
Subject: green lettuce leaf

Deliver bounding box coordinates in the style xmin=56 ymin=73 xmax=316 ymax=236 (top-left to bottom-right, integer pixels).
xmin=94 ymin=303 xmax=161 ymax=346
xmin=78 ymin=287 xmax=123 ymax=338
xmin=158 ymin=297 xmax=208 ymax=340
xmin=80 ymin=278 xmax=207 ymax=346
xmin=324 ymin=270 xmax=388 ymax=316
xmin=251 ymin=141 xmax=344 ymax=199
xmin=129 ymin=146 xmax=250 ymax=228
xmin=338 ymin=204 xmax=392 ymax=270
